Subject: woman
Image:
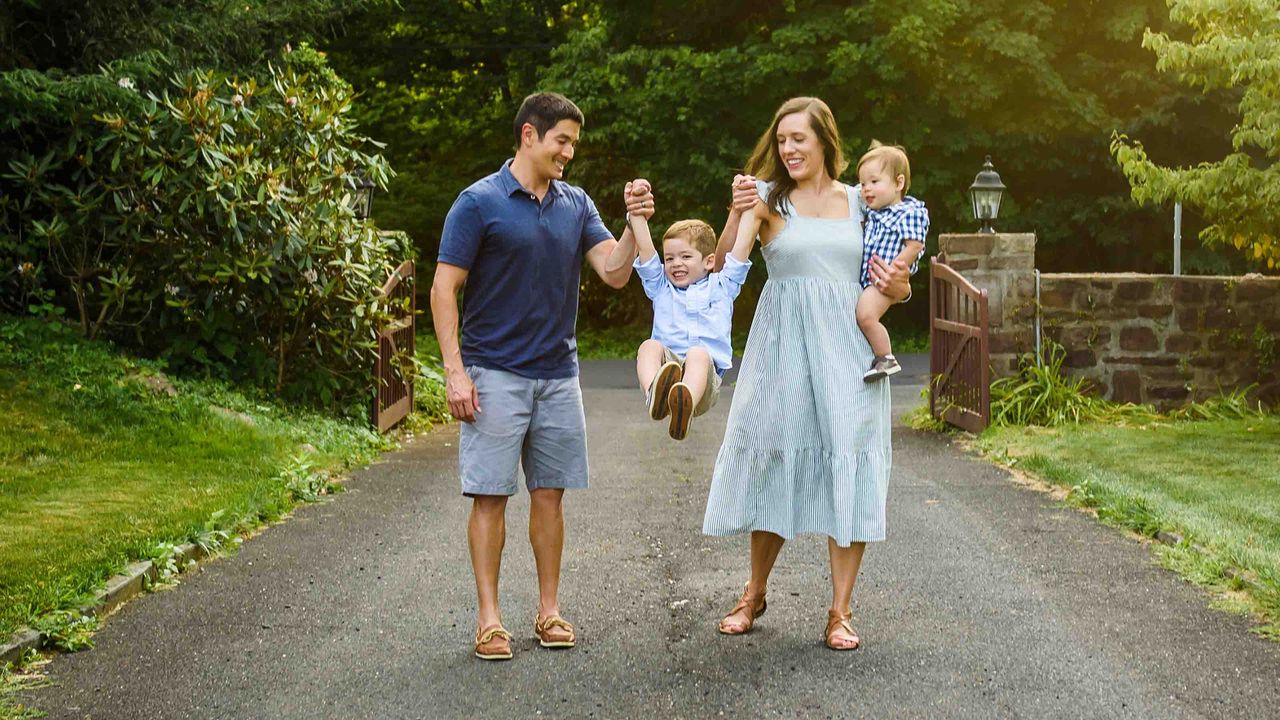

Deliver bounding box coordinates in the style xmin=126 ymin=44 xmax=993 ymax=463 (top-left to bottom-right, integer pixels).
xmin=704 ymin=97 xmax=911 ymax=650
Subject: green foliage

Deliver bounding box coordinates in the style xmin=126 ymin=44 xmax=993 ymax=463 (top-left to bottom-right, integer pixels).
xmin=324 ymin=0 xmax=581 ymax=265
xmin=537 ymin=0 xmax=1244 ymax=323
xmin=1112 ymin=0 xmax=1280 ymax=269
xmin=325 ymin=0 xmax=1252 ymax=334
xmin=1168 ymin=385 xmax=1267 ymax=420
xmin=987 ymin=339 xmax=1267 ymax=429
xmin=1 ymin=46 xmax=411 ymax=404
xmin=280 ymin=454 xmax=331 ymax=502
xmin=31 ymin=611 xmax=98 ymax=653
xmin=0 ymin=0 xmax=386 ymax=74
xmin=146 ymin=542 xmax=184 ymax=585
xmin=990 ymin=341 xmax=1109 ymax=427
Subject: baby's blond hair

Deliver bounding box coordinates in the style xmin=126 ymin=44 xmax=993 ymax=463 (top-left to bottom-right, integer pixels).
xmin=856 ymin=140 xmax=911 ymax=194
xmin=662 ymin=219 xmax=717 ymax=257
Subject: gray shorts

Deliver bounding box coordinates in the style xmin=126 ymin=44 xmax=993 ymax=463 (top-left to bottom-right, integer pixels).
xmin=459 ymin=365 xmax=589 ymax=497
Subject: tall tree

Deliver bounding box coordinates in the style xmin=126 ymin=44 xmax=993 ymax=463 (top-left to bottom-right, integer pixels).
xmin=1112 ymin=0 xmax=1280 ymax=269
xmin=544 ymin=0 xmax=1238 ymax=269
xmin=324 ymin=1 xmax=586 ymax=250
xmin=1 ymin=0 xmax=382 ymax=72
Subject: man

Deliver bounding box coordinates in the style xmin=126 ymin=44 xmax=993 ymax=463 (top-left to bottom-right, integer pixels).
xmin=430 ymin=92 xmax=653 ymax=661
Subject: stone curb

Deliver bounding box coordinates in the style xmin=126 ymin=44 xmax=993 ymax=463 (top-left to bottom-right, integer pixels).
xmin=1153 ymin=529 xmax=1264 ymax=594
xmin=1 ymin=542 xmax=206 ymax=667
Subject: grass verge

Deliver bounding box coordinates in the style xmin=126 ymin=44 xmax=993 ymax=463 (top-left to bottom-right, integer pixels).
xmin=978 ymin=416 xmax=1280 ymax=638
xmin=0 ymin=316 xmax=396 ymax=643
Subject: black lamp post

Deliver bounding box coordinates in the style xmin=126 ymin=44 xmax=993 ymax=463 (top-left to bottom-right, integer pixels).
xmin=353 ymin=170 xmax=376 ymax=220
xmin=968 ymin=156 xmax=1006 ymax=234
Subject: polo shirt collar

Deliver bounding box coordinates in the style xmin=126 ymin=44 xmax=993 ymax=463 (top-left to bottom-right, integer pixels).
xmin=499 ymin=159 xmax=566 ymax=200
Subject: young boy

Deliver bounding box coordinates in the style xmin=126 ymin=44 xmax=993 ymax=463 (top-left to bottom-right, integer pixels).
xmin=631 ymin=189 xmax=753 ymax=440
xmin=856 ymin=141 xmax=929 ymax=382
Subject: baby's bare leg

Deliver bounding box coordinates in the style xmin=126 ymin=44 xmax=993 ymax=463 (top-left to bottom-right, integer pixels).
xmin=856 ymin=287 xmax=896 ymax=357
xmin=636 ymin=339 xmax=667 ymax=390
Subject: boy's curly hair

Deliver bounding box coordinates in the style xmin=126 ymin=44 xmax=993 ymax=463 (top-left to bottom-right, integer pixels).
xmin=857 ymin=140 xmax=912 ymax=194
xmin=662 ymin=219 xmax=717 ymax=257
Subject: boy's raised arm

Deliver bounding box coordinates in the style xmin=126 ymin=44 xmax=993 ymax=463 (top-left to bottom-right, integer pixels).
xmin=729 ymin=205 xmax=762 ymax=263
xmin=714 ymin=174 xmax=760 ymax=271
xmin=629 ymin=180 xmax=658 ymax=263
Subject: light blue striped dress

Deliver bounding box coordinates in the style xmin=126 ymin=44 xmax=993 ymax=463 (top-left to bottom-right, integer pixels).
xmin=702 ymin=181 xmax=892 ymax=546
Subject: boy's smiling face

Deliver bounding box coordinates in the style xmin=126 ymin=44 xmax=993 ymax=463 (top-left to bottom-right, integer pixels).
xmin=858 ymin=159 xmax=906 ymax=210
xmin=663 ymin=235 xmax=714 ymax=288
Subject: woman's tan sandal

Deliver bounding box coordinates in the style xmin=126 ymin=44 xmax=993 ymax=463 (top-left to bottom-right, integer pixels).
xmin=534 ymin=615 xmax=577 ymax=648
xmin=475 ymin=625 xmax=514 ymax=661
xmin=718 ymin=584 xmax=767 ymax=635
xmin=824 ymin=609 xmax=861 ymax=651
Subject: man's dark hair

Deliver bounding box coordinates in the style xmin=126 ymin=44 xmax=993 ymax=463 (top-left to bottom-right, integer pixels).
xmin=513 ymin=92 xmax=584 ymax=148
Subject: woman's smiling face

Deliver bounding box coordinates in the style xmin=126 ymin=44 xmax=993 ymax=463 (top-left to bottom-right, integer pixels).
xmin=776 ymin=112 xmax=825 ymax=182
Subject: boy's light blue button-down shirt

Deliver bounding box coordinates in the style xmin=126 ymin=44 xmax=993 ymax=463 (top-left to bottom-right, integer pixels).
xmin=634 ymin=254 xmax=751 ymax=373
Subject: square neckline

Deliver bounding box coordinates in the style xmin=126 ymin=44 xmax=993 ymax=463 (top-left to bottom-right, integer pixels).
xmin=784 ymin=182 xmax=859 ymax=222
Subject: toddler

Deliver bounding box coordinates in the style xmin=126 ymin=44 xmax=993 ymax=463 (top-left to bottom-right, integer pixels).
xmin=856 ymin=141 xmax=929 ymax=381
xmin=631 ymin=193 xmax=753 ymax=439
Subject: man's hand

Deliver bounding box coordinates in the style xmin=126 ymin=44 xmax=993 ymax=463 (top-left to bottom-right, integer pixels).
xmin=867 ymin=254 xmax=912 ymax=302
xmin=446 ymin=369 xmax=481 ymax=423
xmin=731 ymin=174 xmax=757 ymax=213
xmin=625 ymin=178 xmax=655 ymax=219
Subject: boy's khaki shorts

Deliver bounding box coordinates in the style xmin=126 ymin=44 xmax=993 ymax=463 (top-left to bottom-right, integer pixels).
xmin=661 ymin=346 xmax=721 ymax=417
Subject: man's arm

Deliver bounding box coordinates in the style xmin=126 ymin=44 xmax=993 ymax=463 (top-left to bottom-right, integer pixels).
xmin=586 ymin=178 xmax=654 ymax=288
xmin=430 ymin=262 xmax=480 ymax=422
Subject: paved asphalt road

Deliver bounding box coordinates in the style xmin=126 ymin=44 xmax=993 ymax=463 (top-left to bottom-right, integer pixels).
xmin=24 ymin=357 xmax=1280 ymax=719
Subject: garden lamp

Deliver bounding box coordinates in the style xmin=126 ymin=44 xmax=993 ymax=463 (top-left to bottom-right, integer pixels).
xmin=353 ymin=170 xmax=376 ymax=220
xmin=968 ymin=155 xmax=1006 ymax=234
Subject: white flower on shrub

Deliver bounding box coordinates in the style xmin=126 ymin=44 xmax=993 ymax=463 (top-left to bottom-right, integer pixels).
xmin=232 ymin=94 xmax=244 ymax=108
xmin=286 ymin=96 xmax=299 ymax=108
xmin=302 ymin=268 xmax=318 ymax=284
xmin=165 ymin=283 xmax=179 ymax=296
xmin=117 ymin=77 xmax=135 ymax=89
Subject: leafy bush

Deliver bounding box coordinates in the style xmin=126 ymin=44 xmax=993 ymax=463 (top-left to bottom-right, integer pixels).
xmin=990 ymin=340 xmax=1109 ymax=427
xmin=2 ymin=45 xmax=411 ymax=405
xmin=1168 ymin=386 xmax=1267 ymax=421
xmin=988 ymin=340 xmax=1269 ymax=429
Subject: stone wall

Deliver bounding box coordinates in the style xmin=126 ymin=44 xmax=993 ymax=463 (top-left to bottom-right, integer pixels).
xmin=938 ymin=234 xmax=1280 ymax=409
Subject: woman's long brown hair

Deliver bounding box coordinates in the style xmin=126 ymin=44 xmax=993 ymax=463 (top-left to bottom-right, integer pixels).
xmin=745 ymin=97 xmax=848 ymax=216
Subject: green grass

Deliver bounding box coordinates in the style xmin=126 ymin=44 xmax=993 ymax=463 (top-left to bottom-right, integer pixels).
xmin=0 ymin=317 xmax=394 ymax=642
xmin=981 ymin=416 xmax=1280 ymax=637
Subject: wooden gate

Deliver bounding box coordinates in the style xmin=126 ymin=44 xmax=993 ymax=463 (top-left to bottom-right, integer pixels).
xmin=372 ymin=260 xmax=415 ymax=432
xmin=929 ymin=257 xmax=990 ymax=432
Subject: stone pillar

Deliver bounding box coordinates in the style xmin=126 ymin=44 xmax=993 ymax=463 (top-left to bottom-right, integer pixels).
xmin=937 ymin=233 xmax=1037 ymax=377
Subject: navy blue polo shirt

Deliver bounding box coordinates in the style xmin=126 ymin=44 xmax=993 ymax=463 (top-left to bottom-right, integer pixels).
xmin=438 ymin=160 xmax=613 ymax=378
